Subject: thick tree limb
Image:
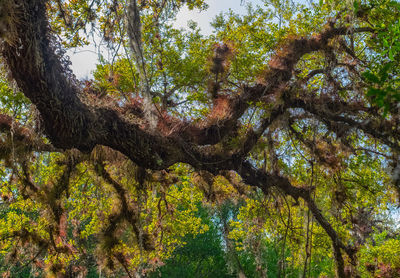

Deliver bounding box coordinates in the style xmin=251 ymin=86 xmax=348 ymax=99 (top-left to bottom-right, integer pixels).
xmin=0 ymin=2 xmax=380 ymax=276
xmin=2 ymin=1 xmax=186 ymax=169
xmin=235 ymin=161 xmax=351 ymax=277
xmin=0 ymin=1 xmax=376 ymax=170
xmin=177 ymin=27 xmax=374 ymax=146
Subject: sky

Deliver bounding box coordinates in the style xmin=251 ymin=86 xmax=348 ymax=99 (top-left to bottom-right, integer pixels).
xmin=68 ymin=0 xmax=263 ymax=79
xmin=173 ymin=0 xmax=264 ymax=35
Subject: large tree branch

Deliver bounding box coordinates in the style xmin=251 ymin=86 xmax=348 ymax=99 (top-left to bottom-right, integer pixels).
xmin=0 ymin=3 xmax=381 ymax=275
xmin=1 ymin=0 xmax=188 ymax=169
xmin=167 ymin=26 xmax=374 ymax=146
xmin=289 ymin=97 xmax=400 ymax=151
xmin=234 ymin=161 xmax=351 ymax=277
xmin=0 ymin=1 xmax=376 ymax=172
xmin=199 ymin=156 xmax=353 ymax=276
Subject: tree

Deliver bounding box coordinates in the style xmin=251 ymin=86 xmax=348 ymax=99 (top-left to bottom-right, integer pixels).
xmin=0 ymin=0 xmax=399 ymax=277
xmin=148 ymin=205 xmax=233 ymax=278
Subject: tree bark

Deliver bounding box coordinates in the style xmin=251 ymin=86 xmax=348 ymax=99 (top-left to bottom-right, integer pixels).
xmin=0 ymin=1 xmax=374 ymax=276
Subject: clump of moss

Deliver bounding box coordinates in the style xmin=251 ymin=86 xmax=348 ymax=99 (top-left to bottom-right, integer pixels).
xmin=0 ymin=0 xmax=21 ymax=45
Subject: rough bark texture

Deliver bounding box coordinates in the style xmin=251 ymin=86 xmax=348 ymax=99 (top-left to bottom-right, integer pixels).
xmin=0 ymin=1 xmax=389 ymax=277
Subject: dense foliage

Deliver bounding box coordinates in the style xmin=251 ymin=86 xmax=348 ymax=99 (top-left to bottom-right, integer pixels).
xmin=0 ymin=0 xmax=399 ymax=277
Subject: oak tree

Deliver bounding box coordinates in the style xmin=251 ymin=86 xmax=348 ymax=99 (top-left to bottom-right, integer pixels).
xmin=0 ymin=0 xmax=399 ymax=277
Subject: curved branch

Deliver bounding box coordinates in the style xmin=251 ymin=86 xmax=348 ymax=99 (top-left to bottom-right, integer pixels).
xmin=1 ymin=0 xmax=185 ymax=169
xmin=289 ymin=97 xmax=400 ymax=151
xmin=0 ymin=1 xmax=376 ymax=172
xmin=179 ymin=26 xmax=374 ymax=146
xmin=95 ymin=160 xmax=154 ymax=251
xmin=0 ymin=4 xmax=379 ymax=275
xmin=235 ymin=161 xmax=351 ymax=277
xmin=133 ymin=26 xmax=374 ymax=146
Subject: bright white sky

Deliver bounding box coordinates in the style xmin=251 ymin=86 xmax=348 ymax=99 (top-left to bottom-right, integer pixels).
xmin=68 ymin=0 xmax=263 ymax=79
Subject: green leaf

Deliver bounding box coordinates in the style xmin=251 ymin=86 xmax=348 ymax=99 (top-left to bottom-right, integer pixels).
xmin=366 ymin=87 xmax=386 ymax=98
xmin=353 ymin=0 xmax=360 ymax=13
xmin=362 ymin=71 xmax=380 ymax=84
xmin=379 ymin=62 xmax=393 ymax=83
xmin=388 ymin=48 xmax=394 ymax=60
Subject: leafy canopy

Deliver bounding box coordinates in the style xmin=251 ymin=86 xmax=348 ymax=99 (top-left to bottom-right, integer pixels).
xmin=0 ymin=0 xmax=399 ymax=277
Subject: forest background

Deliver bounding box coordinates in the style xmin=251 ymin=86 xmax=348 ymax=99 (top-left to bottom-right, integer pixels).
xmin=0 ymin=0 xmax=400 ymax=277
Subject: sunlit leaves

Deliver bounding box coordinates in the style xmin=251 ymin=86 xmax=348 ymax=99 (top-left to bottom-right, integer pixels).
xmin=1 ymin=0 xmax=400 ymax=276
